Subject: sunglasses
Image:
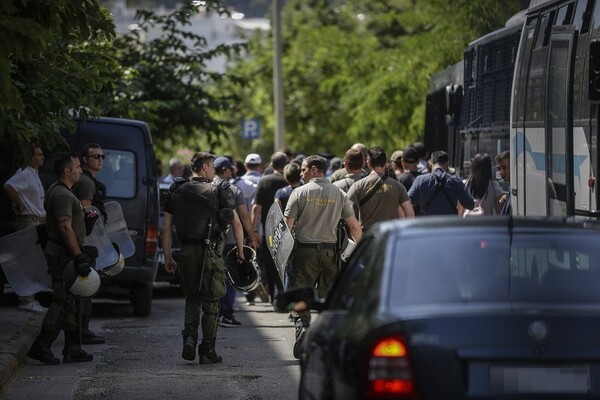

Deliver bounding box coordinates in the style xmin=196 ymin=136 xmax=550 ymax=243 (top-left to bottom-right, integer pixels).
xmin=87 ymin=154 xmax=106 ymax=160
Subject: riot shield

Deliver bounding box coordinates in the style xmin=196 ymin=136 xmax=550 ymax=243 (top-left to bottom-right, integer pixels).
xmin=0 ymin=224 xmax=51 ymax=296
xmin=265 ymin=203 xmax=294 ymax=289
xmin=84 ymin=206 xmax=119 ymax=270
xmin=104 ymin=201 xmax=135 ymax=258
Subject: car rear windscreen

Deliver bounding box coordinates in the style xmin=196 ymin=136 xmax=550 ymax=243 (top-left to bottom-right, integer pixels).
xmin=96 ymin=149 xmax=136 ymax=199
xmin=389 ymin=229 xmax=600 ymax=306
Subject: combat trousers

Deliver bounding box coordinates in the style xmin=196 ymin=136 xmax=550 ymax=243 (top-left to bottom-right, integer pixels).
xmin=40 ymin=243 xmax=79 ymax=345
xmin=179 ymin=243 xmax=220 ymax=342
xmin=289 ymin=246 xmax=337 ymax=326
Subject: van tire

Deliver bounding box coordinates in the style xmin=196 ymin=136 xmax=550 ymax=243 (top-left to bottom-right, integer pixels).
xmin=133 ymin=283 xmax=153 ymax=316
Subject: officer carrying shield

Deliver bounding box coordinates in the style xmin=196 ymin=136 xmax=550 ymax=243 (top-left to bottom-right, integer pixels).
xmin=27 ymin=153 xmax=95 ymax=365
xmin=161 ymin=152 xmax=245 ymax=364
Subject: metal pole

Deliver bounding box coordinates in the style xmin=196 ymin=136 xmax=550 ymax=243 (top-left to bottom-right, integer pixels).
xmin=273 ymin=0 xmax=285 ymax=152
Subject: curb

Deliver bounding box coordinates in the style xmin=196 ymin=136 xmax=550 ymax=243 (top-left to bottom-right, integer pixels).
xmin=0 ymin=313 xmax=43 ymax=396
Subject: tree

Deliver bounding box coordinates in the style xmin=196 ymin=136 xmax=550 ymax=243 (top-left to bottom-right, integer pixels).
xmin=91 ymin=4 xmax=246 ymax=158
xmin=0 ymin=0 xmax=116 ymax=160
xmin=221 ymin=0 xmax=522 ymax=157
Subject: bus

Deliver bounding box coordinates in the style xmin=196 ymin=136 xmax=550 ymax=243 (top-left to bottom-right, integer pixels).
xmin=510 ymin=0 xmax=600 ymax=217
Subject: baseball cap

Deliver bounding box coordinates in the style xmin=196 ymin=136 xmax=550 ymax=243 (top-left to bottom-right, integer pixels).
xmin=402 ymin=147 xmax=419 ymax=163
xmin=245 ymin=153 xmax=262 ymax=165
xmin=214 ymin=156 xmax=233 ymax=170
xmin=390 ymin=150 xmax=404 ymax=163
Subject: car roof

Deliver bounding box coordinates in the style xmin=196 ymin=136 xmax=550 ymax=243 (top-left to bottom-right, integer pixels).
xmin=372 ymin=216 xmax=600 ymax=237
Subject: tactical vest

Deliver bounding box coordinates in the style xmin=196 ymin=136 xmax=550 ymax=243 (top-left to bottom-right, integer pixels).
xmin=170 ymin=178 xmax=232 ymax=243
xmin=83 ymin=170 xmax=108 ymax=222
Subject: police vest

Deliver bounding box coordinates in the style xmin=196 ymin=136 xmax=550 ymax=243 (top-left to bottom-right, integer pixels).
xmin=169 ymin=178 xmax=235 ymax=243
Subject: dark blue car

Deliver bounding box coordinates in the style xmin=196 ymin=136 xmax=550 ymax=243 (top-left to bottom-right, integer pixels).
xmin=290 ymin=217 xmax=600 ymax=399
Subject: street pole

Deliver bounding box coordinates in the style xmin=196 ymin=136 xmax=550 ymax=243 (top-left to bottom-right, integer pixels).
xmin=273 ymin=0 xmax=285 ymax=152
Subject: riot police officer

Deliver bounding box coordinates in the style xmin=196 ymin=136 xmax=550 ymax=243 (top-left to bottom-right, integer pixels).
xmin=161 ymin=152 xmax=245 ymax=364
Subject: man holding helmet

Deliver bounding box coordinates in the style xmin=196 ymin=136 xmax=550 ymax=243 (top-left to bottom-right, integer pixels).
xmin=161 ymin=152 xmax=245 ymax=364
xmin=27 ymin=152 xmax=96 ymax=365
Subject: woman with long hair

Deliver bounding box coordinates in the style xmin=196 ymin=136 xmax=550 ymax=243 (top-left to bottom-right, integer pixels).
xmin=464 ymin=153 xmax=504 ymax=215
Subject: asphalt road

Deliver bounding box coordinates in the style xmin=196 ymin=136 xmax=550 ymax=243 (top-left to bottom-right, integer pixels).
xmin=5 ymin=284 xmax=301 ymax=400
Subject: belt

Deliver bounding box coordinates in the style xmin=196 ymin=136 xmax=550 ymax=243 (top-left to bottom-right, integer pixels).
xmin=181 ymin=240 xmax=218 ymax=249
xmin=296 ymin=242 xmax=337 ymax=250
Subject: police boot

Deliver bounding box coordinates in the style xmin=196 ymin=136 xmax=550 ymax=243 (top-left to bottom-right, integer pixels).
xmin=62 ymin=330 xmax=93 ymax=364
xmin=181 ymin=328 xmax=198 ymax=361
xmin=198 ymin=339 xmax=222 ymax=365
xmin=27 ymin=329 xmax=60 ymax=365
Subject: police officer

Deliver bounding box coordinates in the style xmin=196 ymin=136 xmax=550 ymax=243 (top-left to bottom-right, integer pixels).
xmin=284 ymin=155 xmax=362 ymax=359
xmin=72 ymin=143 xmax=106 ymax=345
xmin=27 ymin=152 xmax=94 ymax=365
xmin=161 ymin=152 xmax=245 ymax=364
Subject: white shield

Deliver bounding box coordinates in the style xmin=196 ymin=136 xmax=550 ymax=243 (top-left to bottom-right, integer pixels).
xmin=104 ymin=201 xmax=135 ymax=258
xmin=84 ymin=206 xmax=119 ymax=270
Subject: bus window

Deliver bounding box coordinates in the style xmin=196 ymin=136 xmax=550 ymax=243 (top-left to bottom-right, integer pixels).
xmin=555 ymin=3 xmax=575 ymax=26
xmin=574 ymin=0 xmax=595 ymax=31
xmin=594 ymin=0 xmax=600 ymax=29
xmin=513 ymin=17 xmax=538 ymax=126
xmin=535 ymin=13 xmax=552 ymax=49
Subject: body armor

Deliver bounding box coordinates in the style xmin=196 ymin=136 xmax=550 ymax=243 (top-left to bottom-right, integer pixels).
xmin=168 ymin=178 xmax=235 ymax=243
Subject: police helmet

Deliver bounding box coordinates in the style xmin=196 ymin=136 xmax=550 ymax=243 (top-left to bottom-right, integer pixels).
xmin=63 ymin=261 xmax=101 ymax=297
xmin=224 ymin=245 xmax=261 ymax=292
xmin=102 ymin=243 xmax=125 ymax=277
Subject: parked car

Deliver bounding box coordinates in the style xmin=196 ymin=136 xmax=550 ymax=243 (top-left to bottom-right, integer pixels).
xmin=155 ymin=181 xmax=181 ymax=285
xmin=39 ymin=117 xmax=160 ymax=316
xmin=278 ymin=217 xmax=600 ymax=399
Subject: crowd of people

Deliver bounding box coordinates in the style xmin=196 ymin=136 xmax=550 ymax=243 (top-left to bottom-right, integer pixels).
xmin=158 ymin=142 xmax=513 ymax=362
xmin=1 ymin=140 xmax=512 ymax=366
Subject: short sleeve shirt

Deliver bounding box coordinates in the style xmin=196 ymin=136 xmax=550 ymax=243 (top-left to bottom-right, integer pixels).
xmin=45 ymin=182 xmax=85 ymax=244
xmin=347 ymin=171 xmax=410 ymax=230
xmin=408 ymin=169 xmax=475 ymax=215
xmin=284 ymin=178 xmax=353 ymax=243
xmin=254 ymin=172 xmax=288 ymax=227
xmin=333 ymin=172 xmax=365 ymax=193
xmin=470 ymin=180 xmax=504 ymax=215
xmin=4 ymin=166 xmax=46 ymax=218
xmin=72 ymin=173 xmax=96 ymax=202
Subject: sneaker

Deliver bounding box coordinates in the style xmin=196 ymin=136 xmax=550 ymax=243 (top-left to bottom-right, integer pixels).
xmin=19 ymin=300 xmax=47 ymax=314
xmin=218 ymin=316 xmax=241 ymax=327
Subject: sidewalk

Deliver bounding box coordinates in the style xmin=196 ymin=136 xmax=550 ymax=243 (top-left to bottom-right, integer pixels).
xmin=0 ymin=289 xmax=44 ymax=397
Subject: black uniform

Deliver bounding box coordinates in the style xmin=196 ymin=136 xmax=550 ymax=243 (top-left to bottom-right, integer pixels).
xmin=164 ymin=177 xmax=236 ymax=363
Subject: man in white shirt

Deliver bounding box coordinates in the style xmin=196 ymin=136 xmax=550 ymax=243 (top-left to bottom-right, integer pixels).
xmin=3 ymin=143 xmax=48 ymax=314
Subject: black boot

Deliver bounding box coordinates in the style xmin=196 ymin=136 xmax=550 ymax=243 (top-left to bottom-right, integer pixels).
xmin=27 ymin=329 xmax=60 ymax=365
xmin=62 ymin=345 xmax=93 ymax=363
xmin=198 ymin=339 xmax=222 ymax=364
xmin=181 ymin=328 xmax=198 ymax=361
xmin=63 ymin=330 xmax=93 ymax=363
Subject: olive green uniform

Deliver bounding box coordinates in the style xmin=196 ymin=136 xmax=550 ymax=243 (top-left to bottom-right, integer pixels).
xmin=36 ymin=182 xmax=86 ymax=351
xmin=164 ymin=177 xmax=235 ymax=356
xmin=284 ymin=178 xmax=354 ymax=325
xmin=347 ymin=170 xmax=410 ymax=230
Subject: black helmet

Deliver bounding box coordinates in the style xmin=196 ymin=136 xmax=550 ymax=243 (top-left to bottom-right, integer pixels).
xmin=224 ymin=245 xmax=261 ymax=292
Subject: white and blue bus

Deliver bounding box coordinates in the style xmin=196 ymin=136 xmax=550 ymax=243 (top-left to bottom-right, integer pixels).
xmin=510 ymin=0 xmax=600 ymax=217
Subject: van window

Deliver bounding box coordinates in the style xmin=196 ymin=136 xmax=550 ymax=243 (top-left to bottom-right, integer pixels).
xmin=96 ymin=149 xmax=136 ymax=198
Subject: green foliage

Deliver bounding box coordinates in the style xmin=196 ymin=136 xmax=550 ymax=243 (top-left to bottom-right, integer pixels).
xmin=91 ymin=4 xmax=246 ymax=160
xmin=0 ymin=0 xmax=116 ymax=160
xmin=222 ymin=0 xmax=522 ymax=157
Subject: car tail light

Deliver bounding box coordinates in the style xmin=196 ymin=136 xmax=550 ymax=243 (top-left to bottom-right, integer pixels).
xmin=145 ymin=221 xmax=158 ymax=254
xmin=366 ymin=336 xmax=418 ymax=398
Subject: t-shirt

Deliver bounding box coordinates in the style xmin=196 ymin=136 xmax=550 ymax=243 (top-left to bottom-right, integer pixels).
xmin=254 ymin=172 xmax=288 ymax=227
xmin=468 ymin=180 xmax=504 ymax=215
xmin=285 ymin=178 xmax=353 ymax=243
xmin=347 ymin=171 xmax=410 ymax=230
xmin=398 ymin=170 xmax=421 ymax=192
xmin=274 ymin=185 xmax=295 ymax=212
xmin=236 ymin=171 xmax=260 ymax=211
xmin=408 ymin=169 xmax=475 ymax=215
xmin=45 ymin=182 xmax=85 ymax=244
xmin=4 ymin=166 xmax=46 ymax=218
xmin=333 ymin=172 xmax=365 ymax=193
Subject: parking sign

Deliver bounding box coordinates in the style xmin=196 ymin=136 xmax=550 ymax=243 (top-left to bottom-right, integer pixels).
xmin=242 ymin=119 xmax=260 ymax=139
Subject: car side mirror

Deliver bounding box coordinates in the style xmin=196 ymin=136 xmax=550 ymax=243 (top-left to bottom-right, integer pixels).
xmin=274 ymin=287 xmax=324 ymax=313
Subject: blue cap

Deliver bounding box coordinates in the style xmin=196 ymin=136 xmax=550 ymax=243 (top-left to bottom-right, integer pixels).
xmin=214 ymin=157 xmax=233 ymax=170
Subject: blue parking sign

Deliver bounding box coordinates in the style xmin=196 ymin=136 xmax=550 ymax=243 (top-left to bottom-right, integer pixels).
xmin=242 ymin=119 xmax=260 ymax=139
